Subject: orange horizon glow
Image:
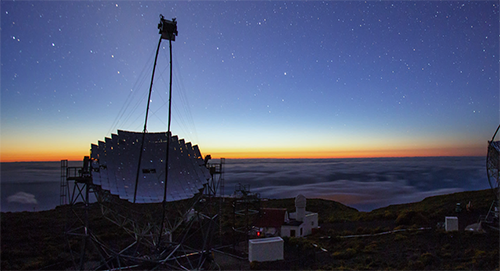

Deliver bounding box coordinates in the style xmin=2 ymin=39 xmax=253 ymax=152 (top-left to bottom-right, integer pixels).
xmin=1 ymin=146 xmax=485 ymax=162
xmin=204 ymin=148 xmax=486 ymax=160
xmin=202 ymin=142 xmax=486 ymax=159
xmin=1 ymin=152 xmax=87 ymax=163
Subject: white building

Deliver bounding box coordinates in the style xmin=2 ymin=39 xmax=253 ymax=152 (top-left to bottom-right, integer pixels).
xmin=282 ymin=194 xmax=319 ymax=237
xmin=254 ymin=194 xmax=319 ymax=238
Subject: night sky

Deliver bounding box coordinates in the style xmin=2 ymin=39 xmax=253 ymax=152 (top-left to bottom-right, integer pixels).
xmin=2 ymin=1 xmax=499 ymax=161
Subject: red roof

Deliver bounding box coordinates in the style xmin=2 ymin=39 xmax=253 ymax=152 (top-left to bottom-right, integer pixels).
xmin=254 ymin=208 xmax=288 ymax=228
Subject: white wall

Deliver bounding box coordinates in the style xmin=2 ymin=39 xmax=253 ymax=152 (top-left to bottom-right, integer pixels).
xmin=281 ymin=225 xmax=302 ymax=237
xmin=303 ymin=212 xmax=318 ymax=236
xmin=286 ymin=212 xmax=318 ymax=237
xmin=248 ymin=237 xmax=284 ymax=262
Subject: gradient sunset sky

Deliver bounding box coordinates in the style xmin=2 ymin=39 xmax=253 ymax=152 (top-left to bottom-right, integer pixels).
xmin=2 ymin=1 xmax=499 ymax=162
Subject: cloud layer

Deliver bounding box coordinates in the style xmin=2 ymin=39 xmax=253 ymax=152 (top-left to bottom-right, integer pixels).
xmin=7 ymin=191 xmax=38 ymax=205
xmin=221 ymin=157 xmax=488 ymax=211
xmin=0 ymin=157 xmax=489 ymax=212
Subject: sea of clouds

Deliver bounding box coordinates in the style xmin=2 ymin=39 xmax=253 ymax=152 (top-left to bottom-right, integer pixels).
xmin=221 ymin=157 xmax=489 ymax=211
xmin=1 ymin=161 xmax=82 ymax=212
xmin=0 ymin=157 xmax=490 ymax=212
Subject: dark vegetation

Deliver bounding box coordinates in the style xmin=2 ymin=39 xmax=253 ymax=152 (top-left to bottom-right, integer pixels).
xmin=1 ymin=189 xmax=498 ymax=270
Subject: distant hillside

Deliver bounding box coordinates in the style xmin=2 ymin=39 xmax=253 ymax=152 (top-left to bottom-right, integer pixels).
xmin=260 ymin=189 xmax=496 ymax=225
xmin=261 ymin=197 xmax=359 ymax=222
xmin=360 ymin=189 xmax=496 ymax=227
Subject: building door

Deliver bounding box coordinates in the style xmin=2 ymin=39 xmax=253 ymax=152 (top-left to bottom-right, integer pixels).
xmin=290 ymin=229 xmax=296 ymax=237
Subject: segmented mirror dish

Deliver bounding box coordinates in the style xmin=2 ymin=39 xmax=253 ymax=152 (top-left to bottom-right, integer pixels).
xmin=91 ymin=130 xmax=210 ymax=203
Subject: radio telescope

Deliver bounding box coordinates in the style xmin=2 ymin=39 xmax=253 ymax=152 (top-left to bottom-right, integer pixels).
xmin=62 ymin=15 xmax=223 ymax=270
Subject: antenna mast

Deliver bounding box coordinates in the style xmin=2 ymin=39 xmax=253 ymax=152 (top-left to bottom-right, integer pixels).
xmin=157 ymin=14 xmax=178 ymax=248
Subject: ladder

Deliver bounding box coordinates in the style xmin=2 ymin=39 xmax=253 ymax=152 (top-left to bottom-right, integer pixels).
xmin=60 ymin=160 xmax=68 ymax=205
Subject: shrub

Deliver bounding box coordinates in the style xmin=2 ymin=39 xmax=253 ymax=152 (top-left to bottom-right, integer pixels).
xmin=395 ymin=210 xmax=429 ymax=226
xmin=408 ymin=260 xmax=425 ymax=270
xmin=394 ymin=233 xmax=408 ymax=241
xmin=332 ymin=248 xmax=357 ymax=259
xmin=420 ymin=252 xmax=436 ymax=266
xmin=362 ymin=242 xmax=378 ymax=254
